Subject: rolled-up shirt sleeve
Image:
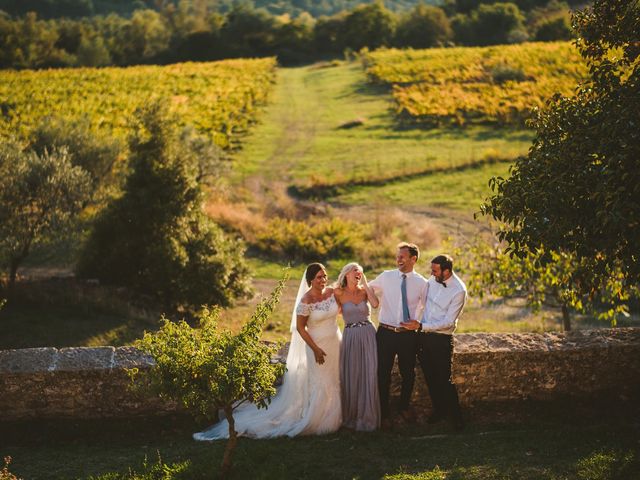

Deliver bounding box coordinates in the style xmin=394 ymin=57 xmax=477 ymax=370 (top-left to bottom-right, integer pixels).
xmin=369 ymin=275 xmax=383 ymax=294
xmin=422 ymin=290 xmax=466 ymax=332
xmin=415 ymin=281 xmax=429 ymax=321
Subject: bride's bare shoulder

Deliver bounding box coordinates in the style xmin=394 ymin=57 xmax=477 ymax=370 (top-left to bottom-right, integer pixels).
xmin=300 ymin=291 xmax=314 ymax=304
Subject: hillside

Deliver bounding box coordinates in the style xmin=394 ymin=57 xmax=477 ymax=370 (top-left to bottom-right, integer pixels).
xmin=0 ymin=0 xmax=440 ymax=18
xmin=0 ymin=58 xmax=276 ymax=148
xmin=3 ymin=41 xmax=636 ymax=350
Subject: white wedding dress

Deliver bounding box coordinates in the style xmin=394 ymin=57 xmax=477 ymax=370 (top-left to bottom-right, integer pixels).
xmin=193 ymin=292 xmax=342 ymax=440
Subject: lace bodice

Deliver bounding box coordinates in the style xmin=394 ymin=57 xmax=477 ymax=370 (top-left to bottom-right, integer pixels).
xmin=296 ymin=295 xmax=339 ymax=328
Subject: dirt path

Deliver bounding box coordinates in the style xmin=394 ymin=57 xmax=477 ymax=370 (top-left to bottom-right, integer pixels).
xmin=264 ymin=69 xmax=320 ymax=175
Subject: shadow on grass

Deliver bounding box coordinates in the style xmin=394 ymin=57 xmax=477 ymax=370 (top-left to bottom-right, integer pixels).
xmin=288 ymin=156 xmax=512 ymax=201
xmin=3 ymin=396 xmax=639 ymax=479
xmin=338 ymin=76 xmax=392 ymax=100
xmin=372 ymin=124 xmax=535 ymax=142
xmin=0 ymin=279 xmax=161 ymax=349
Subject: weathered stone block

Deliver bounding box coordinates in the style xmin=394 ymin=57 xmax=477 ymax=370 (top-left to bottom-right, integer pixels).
xmin=0 ymin=347 xmax=58 ymax=373
xmin=56 ymin=347 xmax=115 ymax=371
xmin=114 ymin=346 xmax=154 ymax=369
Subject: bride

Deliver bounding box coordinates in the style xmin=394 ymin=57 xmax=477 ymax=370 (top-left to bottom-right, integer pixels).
xmin=193 ymin=262 xmax=342 ymax=440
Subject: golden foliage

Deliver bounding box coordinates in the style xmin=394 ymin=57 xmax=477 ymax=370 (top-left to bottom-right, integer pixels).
xmin=0 ymin=58 xmax=277 ymax=149
xmin=364 ymin=42 xmax=587 ymax=126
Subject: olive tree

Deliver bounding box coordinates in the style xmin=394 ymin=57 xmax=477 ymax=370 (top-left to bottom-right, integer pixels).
xmin=131 ymin=276 xmax=288 ymax=478
xmin=452 ymin=236 xmax=635 ymax=331
xmin=0 ymin=142 xmax=90 ymax=288
xmin=29 ymin=116 xmax=122 ymax=196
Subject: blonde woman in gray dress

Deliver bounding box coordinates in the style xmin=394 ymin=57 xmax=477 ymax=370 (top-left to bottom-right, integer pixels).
xmin=334 ymin=262 xmax=381 ymax=431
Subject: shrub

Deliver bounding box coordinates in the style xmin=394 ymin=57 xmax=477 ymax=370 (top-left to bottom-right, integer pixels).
xmin=131 ymin=277 xmax=288 ymax=477
xmin=0 ymin=457 xmax=20 ymax=480
xmin=254 ymin=217 xmax=365 ymax=263
xmin=395 ymin=5 xmax=452 ymax=48
xmin=77 ymin=102 xmax=251 ymax=309
xmin=341 ymin=2 xmax=396 ymax=51
xmin=576 ymin=450 xmax=637 ymax=480
xmin=535 ymin=16 xmax=573 ymax=41
xmin=453 ymin=2 xmax=527 ymax=46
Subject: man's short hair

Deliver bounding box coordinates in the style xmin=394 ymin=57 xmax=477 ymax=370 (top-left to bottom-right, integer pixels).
xmin=397 ymin=242 xmax=420 ymax=260
xmin=431 ymin=254 xmax=453 ymax=273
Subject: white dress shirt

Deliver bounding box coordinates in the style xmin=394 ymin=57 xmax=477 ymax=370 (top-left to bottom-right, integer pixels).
xmin=419 ymin=272 xmax=467 ymax=335
xmin=370 ymin=269 xmax=428 ymax=327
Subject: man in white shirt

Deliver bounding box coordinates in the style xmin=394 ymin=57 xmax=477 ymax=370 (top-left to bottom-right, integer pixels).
xmin=370 ymin=242 xmax=428 ymax=426
xmin=402 ymin=254 xmax=467 ymax=430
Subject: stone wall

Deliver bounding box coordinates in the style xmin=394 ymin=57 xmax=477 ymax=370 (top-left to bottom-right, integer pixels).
xmin=0 ymin=346 xmax=176 ymax=419
xmin=398 ymin=328 xmax=640 ymax=412
xmin=2 ymin=328 xmax=639 ymax=420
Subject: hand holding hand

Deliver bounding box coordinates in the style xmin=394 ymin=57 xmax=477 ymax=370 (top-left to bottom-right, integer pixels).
xmin=400 ymin=320 xmax=422 ymax=331
xmin=313 ymin=347 xmax=327 ymax=364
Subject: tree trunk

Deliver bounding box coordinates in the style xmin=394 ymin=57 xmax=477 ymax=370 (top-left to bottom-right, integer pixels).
xmin=220 ymin=405 xmax=237 ymax=479
xmin=561 ymin=304 xmax=571 ymax=332
xmin=8 ymin=239 xmax=32 ymax=291
xmin=8 ymin=257 xmax=20 ymax=290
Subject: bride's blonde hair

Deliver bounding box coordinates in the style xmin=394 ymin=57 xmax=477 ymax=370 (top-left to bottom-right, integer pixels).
xmin=336 ymin=262 xmax=363 ymax=288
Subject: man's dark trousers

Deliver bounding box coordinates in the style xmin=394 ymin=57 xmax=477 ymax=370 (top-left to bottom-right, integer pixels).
xmin=417 ymin=332 xmax=461 ymax=420
xmin=376 ymin=327 xmax=419 ymax=419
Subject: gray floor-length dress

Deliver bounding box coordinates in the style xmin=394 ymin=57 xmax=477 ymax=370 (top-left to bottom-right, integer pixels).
xmin=340 ymin=301 xmax=380 ymax=431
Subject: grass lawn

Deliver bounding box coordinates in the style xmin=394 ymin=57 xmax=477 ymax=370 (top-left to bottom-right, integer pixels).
xmin=0 ymin=301 xmax=156 ymax=349
xmin=231 ymin=63 xmax=533 ymax=190
xmin=332 ymin=161 xmax=512 ymax=212
xmin=3 ymin=400 xmax=638 ymax=480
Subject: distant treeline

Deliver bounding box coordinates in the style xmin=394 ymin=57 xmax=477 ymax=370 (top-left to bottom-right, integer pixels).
xmin=0 ymin=0 xmax=442 ymax=19
xmin=0 ymin=0 xmax=581 ymax=68
xmin=0 ymin=0 xmax=586 ymax=19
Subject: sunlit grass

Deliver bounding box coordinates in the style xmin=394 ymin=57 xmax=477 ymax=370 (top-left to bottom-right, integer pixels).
xmin=231 ymin=63 xmax=532 ymax=191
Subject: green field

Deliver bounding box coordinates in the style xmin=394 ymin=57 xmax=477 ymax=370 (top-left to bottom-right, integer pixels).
xmin=333 ymin=160 xmax=512 ymax=211
xmin=232 ymin=63 xmax=532 ymax=194
xmin=3 ymin=403 xmax=639 ymax=480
